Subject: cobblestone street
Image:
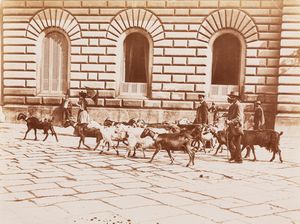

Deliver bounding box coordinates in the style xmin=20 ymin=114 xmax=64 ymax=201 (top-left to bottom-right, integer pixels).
xmin=1 ymin=123 xmax=300 ymax=224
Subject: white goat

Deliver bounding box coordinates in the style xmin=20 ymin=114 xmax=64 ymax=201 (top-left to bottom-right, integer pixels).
xmin=114 ymin=125 xmax=169 ymax=158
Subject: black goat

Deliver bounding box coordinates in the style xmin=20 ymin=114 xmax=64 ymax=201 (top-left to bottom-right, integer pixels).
xmin=213 ymin=130 xmax=227 ymax=155
xmin=103 ymin=118 xmax=137 ymax=127
xmin=63 ymin=120 xmax=103 ymax=151
xmin=212 ymin=129 xmax=283 ymax=162
xmin=241 ymin=130 xmax=283 ymax=162
xmin=140 ymin=128 xmax=195 ymax=167
xmin=17 ymin=113 xmax=58 ymax=142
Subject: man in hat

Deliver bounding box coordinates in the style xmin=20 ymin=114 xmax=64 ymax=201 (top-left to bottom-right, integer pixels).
xmin=194 ymin=93 xmax=209 ymax=125
xmin=226 ymin=91 xmax=244 ymax=163
xmin=77 ymin=91 xmax=90 ymax=126
xmin=61 ymin=93 xmax=72 ymax=122
xmin=208 ymin=102 xmax=220 ymax=124
xmin=253 ymin=100 xmax=265 ymax=130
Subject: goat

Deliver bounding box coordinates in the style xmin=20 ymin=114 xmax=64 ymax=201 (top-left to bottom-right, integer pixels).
xmin=212 ymin=129 xmax=284 ymax=162
xmin=63 ymin=120 xmax=105 ymax=151
xmin=103 ymin=118 xmax=137 ymax=127
xmin=17 ymin=113 xmax=58 ymax=142
xmin=140 ymin=128 xmax=195 ymax=167
xmin=241 ymin=130 xmax=283 ymax=162
xmin=212 ymin=130 xmax=227 ymax=155
xmin=186 ymin=125 xmax=216 ymax=153
xmin=114 ymin=125 xmax=156 ymax=158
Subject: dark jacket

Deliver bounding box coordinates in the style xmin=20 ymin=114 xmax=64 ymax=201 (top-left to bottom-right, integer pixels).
xmin=227 ymin=100 xmax=244 ymax=135
xmin=194 ymin=101 xmax=209 ymax=124
xmin=254 ymin=106 xmax=265 ymax=130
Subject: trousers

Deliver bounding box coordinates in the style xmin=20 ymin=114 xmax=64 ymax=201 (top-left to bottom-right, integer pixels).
xmin=227 ymin=131 xmax=243 ymax=162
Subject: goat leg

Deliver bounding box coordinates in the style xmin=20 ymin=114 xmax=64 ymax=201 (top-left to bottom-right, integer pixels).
xmin=23 ymin=128 xmax=31 ymax=140
xmin=132 ymin=145 xmax=137 ymax=157
xmin=53 ymin=131 xmax=58 ymax=142
xmin=78 ymin=139 xmax=82 ymax=149
xmin=194 ymin=140 xmax=201 ymax=152
xmin=242 ymin=145 xmax=249 ymax=158
xmin=83 ymin=142 xmax=91 ymax=150
xmin=94 ymin=141 xmax=101 ymax=151
xmin=270 ymin=151 xmax=276 ymax=162
xmin=166 ymin=149 xmax=174 ymax=164
xmin=142 ymin=148 xmax=146 ymax=159
xmin=208 ymin=139 xmax=214 ymax=153
xmin=43 ymin=132 xmax=49 ymax=141
xmin=125 ymin=147 xmax=131 ymax=158
xmin=192 ymin=151 xmax=195 ymax=165
xmin=80 ymin=137 xmax=91 ymax=150
xmin=112 ymin=146 xmax=119 ymax=155
xmin=214 ymin=144 xmax=221 ymax=155
xmin=49 ymin=127 xmax=58 ymax=142
xmin=219 ymin=145 xmax=224 ymax=153
xmin=149 ymin=145 xmax=161 ymax=163
xmin=200 ymin=141 xmax=206 ymax=154
xmin=106 ymin=142 xmax=110 ymax=151
xmin=34 ymin=129 xmax=37 ymax=141
xmin=186 ymin=148 xmax=194 ymax=167
xmin=278 ymin=149 xmax=283 ymax=163
xmin=250 ymin=145 xmax=256 ymax=161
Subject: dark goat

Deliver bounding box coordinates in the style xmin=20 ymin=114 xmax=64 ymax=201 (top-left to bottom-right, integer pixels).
xmin=17 ymin=113 xmax=58 ymax=142
xmin=213 ymin=130 xmax=227 ymax=155
xmin=241 ymin=130 xmax=283 ymax=162
xmin=187 ymin=125 xmax=216 ymax=153
xmin=140 ymin=128 xmax=195 ymax=167
xmin=104 ymin=118 xmax=137 ymax=127
xmin=212 ymin=129 xmax=283 ymax=162
xmin=63 ymin=120 xmax=103 ymax=151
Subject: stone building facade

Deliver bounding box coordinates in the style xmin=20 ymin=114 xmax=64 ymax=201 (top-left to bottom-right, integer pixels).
xmin=0 ymin=0 xmax=299 ymax=134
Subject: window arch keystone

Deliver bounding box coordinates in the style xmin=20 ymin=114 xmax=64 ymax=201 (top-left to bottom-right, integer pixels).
xmin=106 ymin=9 xmax=165 ymax=42
xmin=197 ymin=9 xmax=259 ymax=44
xmin=26 ymin=8 xmax=81 ymax=42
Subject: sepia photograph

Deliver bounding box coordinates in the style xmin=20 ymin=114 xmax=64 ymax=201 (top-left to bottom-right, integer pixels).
xmin=0 ymin=0 xmax=300 ymax=223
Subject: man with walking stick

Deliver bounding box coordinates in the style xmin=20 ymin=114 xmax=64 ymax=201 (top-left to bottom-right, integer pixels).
xmin=225 ymin=91 xmax=244 ymax=163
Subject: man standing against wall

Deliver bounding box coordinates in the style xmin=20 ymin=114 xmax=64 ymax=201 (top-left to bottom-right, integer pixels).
xmin=226 ymin=91 xmax=244 ymax=163
xmin=254 ymin=100 xmax=265 ymax=130
xmin=194 ymin=93 xmax=208 ymax=125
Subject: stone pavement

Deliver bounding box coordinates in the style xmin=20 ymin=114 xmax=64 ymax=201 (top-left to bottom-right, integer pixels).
xmin=0 ymin=123 xmax=300 ymax=224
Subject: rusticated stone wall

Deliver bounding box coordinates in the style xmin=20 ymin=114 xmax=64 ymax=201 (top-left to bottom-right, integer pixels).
xmin=1 ymin=0 xmax=299 ymax=131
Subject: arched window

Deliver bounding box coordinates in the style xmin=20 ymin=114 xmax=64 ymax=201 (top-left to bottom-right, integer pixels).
xmin=120 ymin=31 xmax=151 ymax=97
xmin=212 ymin=33 xmax=241 ymax=85
xmin=125 ymin=33 xmax=149 ymax=83
xmin=40 ymin=31 xmax=68 ymax=95
xmin=209 ymin=32 xmax=244 ymax=98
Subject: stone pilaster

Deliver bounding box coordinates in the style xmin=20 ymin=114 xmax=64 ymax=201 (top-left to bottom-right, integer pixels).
xmin=275 ymin=0 xmax=300 ymax=135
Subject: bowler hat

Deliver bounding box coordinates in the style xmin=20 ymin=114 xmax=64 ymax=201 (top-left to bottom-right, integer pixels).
xmin=227 ymin=91 xmax=240 ymax=98
xmin=198 ymin=93 xmax=206 ymax=98
xmin=255 ymin=100 xmax=261 ymax=105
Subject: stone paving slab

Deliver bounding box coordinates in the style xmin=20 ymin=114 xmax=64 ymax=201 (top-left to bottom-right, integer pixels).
xmin=0 ymin=123 xmax=300 ymax=224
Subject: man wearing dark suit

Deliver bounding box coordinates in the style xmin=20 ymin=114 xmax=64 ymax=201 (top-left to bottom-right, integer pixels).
xmin=226 ymin=91 xmax=244 ymax=163
xmin=254 ymin=100 xmax=265 ymax=130
xmin=194 ymin=93 xmax=208 ymax=125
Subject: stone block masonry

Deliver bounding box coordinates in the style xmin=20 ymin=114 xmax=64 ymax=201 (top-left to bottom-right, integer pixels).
xmin=275 ymin=0 xmax=300 ymax=134
xmin=0 ymin=0 xmax=299 ymax=134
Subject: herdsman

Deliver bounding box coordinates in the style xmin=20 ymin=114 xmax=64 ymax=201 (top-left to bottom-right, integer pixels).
xmin=254 ymin=100 xmax=265 ymax=130
xmin=226 ymin=91 xmax=244 ymax=163
xmin=194 ymin=93 xmax=209 ymax=125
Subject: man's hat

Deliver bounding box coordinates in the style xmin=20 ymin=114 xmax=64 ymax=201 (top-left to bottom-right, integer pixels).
xmin=79 ymin=91 xmax=87 ymax=98
xmin=255 ymin=100 xmax=261 ymax=105
xmin=198 ymin=93 xmax=206 ymax=98
xmin=227 ymin=91 xmax=240 ymax=98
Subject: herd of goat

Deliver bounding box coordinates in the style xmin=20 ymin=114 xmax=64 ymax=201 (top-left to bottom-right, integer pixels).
xmin=17 ymin=112 xmax=283 ymax=167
